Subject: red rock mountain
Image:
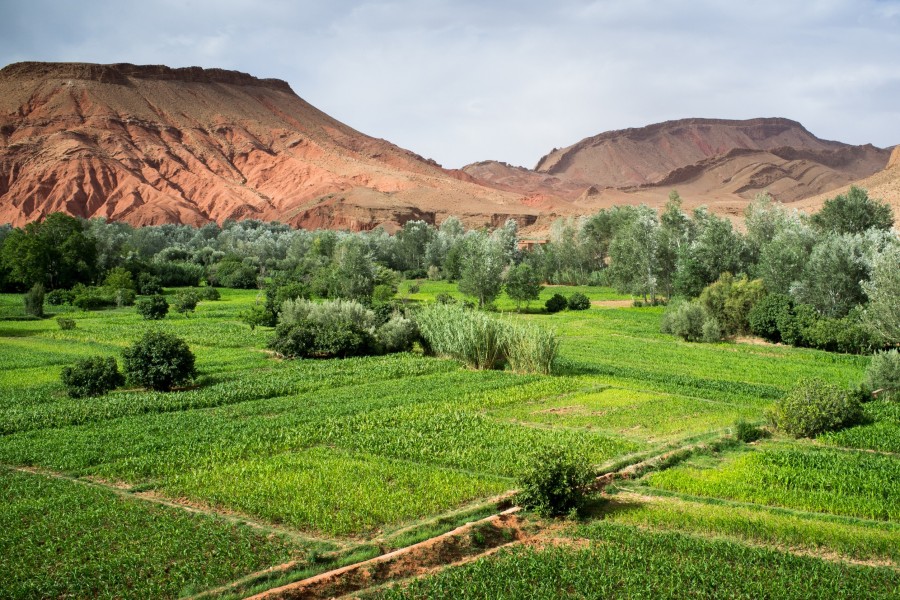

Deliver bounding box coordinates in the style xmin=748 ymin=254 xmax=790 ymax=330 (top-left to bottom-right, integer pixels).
xmin=465 ymin=118 xmax=892 ymax=219
xmin=0 ymin=62 xmax=541 ymax=230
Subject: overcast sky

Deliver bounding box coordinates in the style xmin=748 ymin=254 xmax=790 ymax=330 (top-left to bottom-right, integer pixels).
xmin=1 ymin=0 xmax=899 ymax=168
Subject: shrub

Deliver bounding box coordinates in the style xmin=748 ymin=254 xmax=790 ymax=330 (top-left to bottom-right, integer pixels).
xmin=60 ymin=356 xmax=124 ymax=398
xmin=136 ymin=295 xmax=169 ymax=320
xmin=137 ymin=272 xmax=163 ymax=295
xmin=239 ymin=304 xmax=269 ymax=330
xmin=416 ymin=303 xmax=506 ymax=370
xmin=516 ymin=448 xmax=594 ymax=517
xmin=153 ymin=260 xmax=203 ymax=287
xmin=197 ymin=286 xmax=221 ymax=301
xmin=407 ymin=281 xmax=422 ymax=294
xmin=270 ymin=299 xmax=381 ymax=359
xmin=24 ymin=283 xmax=45 ymax=317
xmin=122 ymin=331 xmax=197 ymax=391
xmin=504 ymin=321 xmax=559 ymax=375
xmin=113 ymin=288 xmax=136 ymax=308
xmin=56 ymin=317 xmax=76 ymax=330
xmin=173 ymin=290 xmax=199 ymax=315
xmin=698 ymin=274 xmax=766 ymax=337
xmin=545 ymin=293 xmax=567 ymax=314
xmin=72 ymin=287 xmax=116 ymax=311
xmin=103 ymin=267 xmax=135 ymax=292
xmin=567 ymin=292 xmax=591 ymax=311
xmin=733 ymin=419 xmax=764 ymax=443
xmin=435 ymin=293 xmax=457 ymax=305
xmin=375 ymin=314 xmax=419 ymax=354
xmin=372 ymin=284 xmax=396 ymax=304
xmin=766 ymin=378 xmax=863 ymax=438
xmin=46 ymin=288 xmax=74 ymax=306
xmin=701 ymin=316 xmax=723 ymax=343
xmin=866 ymin=349 xmax=900 ymax=401
xmin=748 ymin=293 xmax=792 ymax=343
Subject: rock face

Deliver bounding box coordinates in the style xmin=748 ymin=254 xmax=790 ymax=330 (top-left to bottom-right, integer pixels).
xmin=464 ymin=118 xmax=892 ymax=219
xmin=0 ymin=62 xmax=539 ymax=230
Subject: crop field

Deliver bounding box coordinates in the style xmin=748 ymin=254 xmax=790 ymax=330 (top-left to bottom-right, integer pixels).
xmin=3 ymin=285 xmax=897 ymax=598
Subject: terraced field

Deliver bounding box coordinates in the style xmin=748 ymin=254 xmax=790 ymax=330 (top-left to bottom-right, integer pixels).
xmin=2 ymin=285 xmax=896 ymax=599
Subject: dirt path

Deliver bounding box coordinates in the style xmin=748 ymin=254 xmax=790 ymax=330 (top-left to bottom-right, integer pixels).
xmin=591 ymin=299 xmax=633 ymax=308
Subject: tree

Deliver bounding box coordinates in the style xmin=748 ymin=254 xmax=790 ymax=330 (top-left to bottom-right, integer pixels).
xmin=173 ymin=290 xmax=199 ymax=315
xmin=504 ymin=263 xmax=542 ymax=311
xmin=863 ymin=244 xmax=900 ymax=343
xmin=755 ymin=222 xmax=817 ymax=295
xmin=516 ymin=448 xmax=593 ymax=517
xmin=674 ymin=212 xmax=745 ymax=298
xmin=791 ymin=233 xmax=870 ymax=318
xmin=766 ymin=378 xmax=862 ymax=438
xmin=136 ymin=295 xmax=169 ymax=320
xmin=330 ymin=237 xmax=376 ymax=302
xmin=23 ymin=283 xmax=45 ymax=317
xmin=0 ymin=213 xmax=97 ymax=289
xmin=458 ymin=233 xmax=506 ymax=308
xmin=811 ymin=186 xmax=893 ymax=235
xmin=122 ymin=331 xmax=197 ymax=391
xmin=608 ymin=207 xmax=662 ymax=303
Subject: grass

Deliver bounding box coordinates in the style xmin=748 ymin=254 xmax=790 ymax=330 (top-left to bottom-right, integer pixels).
xmin=645 ymin=442 xmax=900 ymax=522
xmin=370 ymin=522 xmax=900 ymax=599
xmin=0 ymin=284 xmax=886 ymax=597
xmin=0 ymin=467 xmax=323 ymax=600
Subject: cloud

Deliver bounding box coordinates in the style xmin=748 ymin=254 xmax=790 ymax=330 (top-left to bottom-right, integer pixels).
xmin=0 ymin=0 xmax=898 ymax=167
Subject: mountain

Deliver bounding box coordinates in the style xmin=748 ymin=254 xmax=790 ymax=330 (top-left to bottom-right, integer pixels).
xmin=464 ymin=118 xmax=892 ymax=219
xmin=0 ymin=62 xmax=543 ymax=230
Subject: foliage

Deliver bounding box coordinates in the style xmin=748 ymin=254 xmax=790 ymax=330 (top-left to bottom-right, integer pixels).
xmin=504 ymin=263 xmax=542 ymax=311
xmin=173 ymin=289 xmax=199 ymax=315
xmin=416 ymin=303 xmax=507 ymax=370
xmin=567 ymin=292 xmax=591 ymax=311
xmin=103 ymin=266 xmax=135 ymax=291
xmin=766 ymin=379 xmax=863 ymax=438
xmin=45 ymin=288 xmax=74 ymax=305
xmin=458 ymin=233 xmax=506 ymax=308
xmin=661 ymin=300 xmax=721 ymax=343
xmin=544 ymin=293 xmax=567 ymax=314
xmin=516 ymin=448 xmax=593 ymax=517
xmin=698 ymin=273 xmax=766 ymax=337
xmin=375 ymin=313 xmax=419 ymax=354
xmin=60 ymin=356 xmax=124 ymax=398
xmin=55 ymin=317 xmax=76 ymax=330
xmin=733 ymin=419 xmax=764 ymax=443
xmin=136 ymin=272 xmax=163 ymax=295
xmin=748 ymin=293 xmax=792 ymax=343
xmin=23 ymin=283 xmax=45 ymax=317
xmin=673 ymin=211 xmax=745 ymax=298
xmin=503 ymin=320 xmax=559 ymax=375
xmin=790 ymin=233 xmax=871 ymax=318
xmin=72 ymin=287 xmax=117 ymax=311
xmin=0 ymin=213 xmax=97 ymax=289
xmin=866 ymin=350 xmax=900 ymax=401
xmin=122 ymin=330 xmax=197 ymax=391
xmin=136 ymin=294 xmax=169 ymax=320
xmin=197 ymin=286 xmax=220 ymax=301
xmin=863 ymin=244 xmax=900 ymax=344
xmin=811 ymin=186 xmax=894 ymax=234
xmin=270 ymin=298 xmax=386 ymax=359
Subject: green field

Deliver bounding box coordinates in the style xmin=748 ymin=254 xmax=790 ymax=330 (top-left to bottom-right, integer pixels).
xmin=3 ymin=285 xmax=897 ymax=598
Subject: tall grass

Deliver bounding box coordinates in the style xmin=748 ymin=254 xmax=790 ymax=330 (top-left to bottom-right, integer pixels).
xmin=416 ymin=304 xmax=558 ymax=374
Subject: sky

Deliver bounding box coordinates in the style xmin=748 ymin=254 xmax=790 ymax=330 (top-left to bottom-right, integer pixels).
xmin=1 ymin=0 xmax=899 ymax=169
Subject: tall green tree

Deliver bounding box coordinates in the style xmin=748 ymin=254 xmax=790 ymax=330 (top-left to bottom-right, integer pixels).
xmin=504 ymin=262 xmax=542 ymax=311
xmin=608 ymin=207 xmax=662 ymax=303
xmin=811 ymin=186 xmax=894 ymax=234
xmin=0 ymin=213 xmax=97 ymax=289
xmin=863 ymin=244 xmax=900 ymax=343
xmin=458 ymin=232 xmax=506 ymax=307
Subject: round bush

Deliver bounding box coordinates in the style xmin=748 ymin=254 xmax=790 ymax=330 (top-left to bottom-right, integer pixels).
xmin=545 ymin=293 xmax=568 ymax=314
xmin=46 ymin=288 xmax=75 ymax=306
xmin=766 ymin=378 xmax=863 ymax=438
xmin=137 ymin=272 xmax=163 ymax=295
xmin=376 ymin=314 xmax=419 ymax=354
xmin=136 ymin=295 xmax=169 ymax=320
xmin=567 ymin=292 xmax=591 ymax=311
xmin=56 ymin=317 xmax=76 ymax=330
xmin=516 ymin=448 xmax=594 ymax=517
xmin=748 ymin=293 xmax=792 ymax=343
xmin=173 ymin=290 xmax=199 ymax=315
xmin=197 ymin=286 xmax=221 ymax=301
xmin=122 ymin=331 xmax=197 ymax=391
xmin=61 ymin=356 xmax=124 ymax=398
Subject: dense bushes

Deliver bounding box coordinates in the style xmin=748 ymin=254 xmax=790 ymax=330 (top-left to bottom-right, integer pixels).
xmin=270 ymin=299 xmax=416 ymax=359
xmin=661 ymin=301 xmax=721 ymax=343
xmin=122 ymin=331 xmax=197 ymax=391
xmin=766 ymin=378 xmax=863 ymax=438
xmin=136 ymin=295 xmax=169 ymax=320
xmin=56 ymin=317 xmax=76 ymax=330
xmin=173 ymin=290 xmax=199 ymax=315
xmin=545 ymin=293 xmax=568 ymax=314
xmin=516 ymin=448 xmax=594 ymax=516
xmin=567 ymin=292 xmax=591 ymax=311
xmin=866 ymin=350 xmax=900 ymax=401
xmin=416 ymin=303 xmax=558 ymax=374
xmin=61 ymin=356 xmax=124 ymax=398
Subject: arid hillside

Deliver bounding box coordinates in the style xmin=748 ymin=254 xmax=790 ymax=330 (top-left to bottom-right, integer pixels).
xmin=0 ymin=62 xmax=545 ymax=230
xmin=465 ymin=118 xmax=892 ymax=220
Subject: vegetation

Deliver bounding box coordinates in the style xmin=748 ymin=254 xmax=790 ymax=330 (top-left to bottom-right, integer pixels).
xmin=866 ymin=349 xmax=900 ymax=401
xmin=136 ymin=294 xmax=169 ymax=320
xmin=566 ymin=291 xmax=591 ymax=311
xmin=122 ymin=330 xmax=197 ymax=391
xmin=516 ymin=448 xmax=593 ymax=516
xmin=60 ymin=356 xmax=124 ymax=398
xmin=766 ymin=378 xmax=862 ymax=438
xmin=544 ymin=293 xmax=567 ymax=313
